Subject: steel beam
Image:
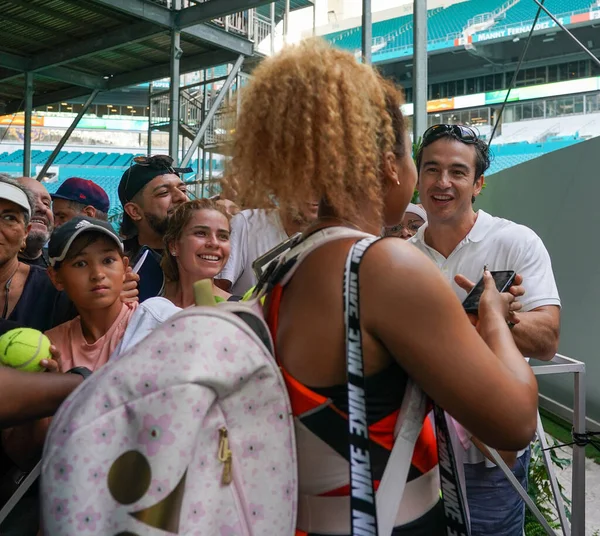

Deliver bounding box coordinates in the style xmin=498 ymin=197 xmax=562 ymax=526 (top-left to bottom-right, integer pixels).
xmin=170 ymin=0 xmax=182 ymax=161
xmin=270 ymin=2 xmax=276 ymax=55
xmin=176 ymin=0 xmax=272 ymax=29
xmin=107 ymin=49 xmax=238 ymax=91
xmin=87 ymin=0 xmax=253 ymax=55
xmin=571 ymin=369 xmax=586 ymax=535
xmin=23 ymin=72 xmax=33 ymax=178
xmin=0 ymin=51 xmax=107 ymax=89
xmin=4 ymin=86 xmax=90 ymax=115
xmin=4 ymin=49 xmax=239 ymax=115
xmin=0 ymin=51 xmax=29 ymax=71
xmin=413 ymin=0 xmax=428 ymax=140
xmin=40 ymin=66 xmax=107 ymax=90
xmin=183 ymin=24 xmax=253 ymax=56
xmin=180 ymin=55 xmax=244 ymax=168
xmin=28 ymin=22 xmax=162 ymax=72
xmin=86 ymin=0 xmax=173 ymax=26
xmin=284 ymin=0 xmax=290 ymax=44
xmin=36 ymin=90 xmax=100 ymax=182
xmin=361 ymin=0 xmax=372 ymax=64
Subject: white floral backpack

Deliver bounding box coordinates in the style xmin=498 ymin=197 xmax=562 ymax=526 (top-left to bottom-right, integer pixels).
xmin=40 ymin=227 xmax=377 ymax=536
xmin=40 ymin=301 xmax=297 ymax=536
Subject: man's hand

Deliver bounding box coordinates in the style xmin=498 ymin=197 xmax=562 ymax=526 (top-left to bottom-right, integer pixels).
xmin=455 ymin=272 xmax=524 ymax=320
xmin=41 ymin=345 xmax=62 ymax=373
xmin=121 ymin=265 xmax=140 ymax=303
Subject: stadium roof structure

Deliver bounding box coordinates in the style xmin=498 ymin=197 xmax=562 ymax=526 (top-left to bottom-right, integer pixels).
xmin=0 ymin=0 xmax=312 ymax=115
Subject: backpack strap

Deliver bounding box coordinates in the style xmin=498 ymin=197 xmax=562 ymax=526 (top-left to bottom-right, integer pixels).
xmin=344 ymin=238 xmax=471 ymax=536
xmin=255 ymin=227 xmax=371 ymax=297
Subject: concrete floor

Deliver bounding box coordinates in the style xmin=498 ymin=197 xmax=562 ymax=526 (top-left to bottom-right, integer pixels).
xmin=547 ymin=443 xmax=600 ymax=535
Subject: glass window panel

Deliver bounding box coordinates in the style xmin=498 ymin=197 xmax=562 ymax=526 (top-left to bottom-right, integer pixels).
xmin=466 ymin=78 xmax=475 ymax=94
xmin=559 ymin=63 xmax=568 ymax=81
xmin=574 ymin=95 xmax=584 ymax=114
xmin=96 ymin=104 xmax=109 ymax=117
xmin=522 ymin=102 xmax=532 ymax=119
xmin=515 ymin=105 xmax=523 ymax=121
xmin=546 ymin=99 xmax=557 ymax=117
xmin=533 ymin=101 xmax=544 ymax=118
xmin=548 ymin=64 xmax=558 ymax=83
xmin=568 ymin=62 xmax=578 ymax=80
xmin=535 ymin=67 xmax=547 ymax=84
xmin=447 ymin=80 xmax=456 ymax=97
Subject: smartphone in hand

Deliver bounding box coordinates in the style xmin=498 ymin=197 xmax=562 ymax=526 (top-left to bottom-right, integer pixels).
xmin=462 ymin=270 xmax=516 ymax=315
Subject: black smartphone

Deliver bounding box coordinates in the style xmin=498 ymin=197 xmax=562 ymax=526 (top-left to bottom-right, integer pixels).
xmin=462 ymin=270 xmax=516 ymax=315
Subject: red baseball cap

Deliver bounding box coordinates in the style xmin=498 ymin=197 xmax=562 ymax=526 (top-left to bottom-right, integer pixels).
xmin=51 ymin=177 xmax=110 ymax=213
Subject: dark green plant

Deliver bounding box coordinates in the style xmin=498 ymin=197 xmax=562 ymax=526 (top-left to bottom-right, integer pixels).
xmin=524 ymin=438 xmax=572 ymax=535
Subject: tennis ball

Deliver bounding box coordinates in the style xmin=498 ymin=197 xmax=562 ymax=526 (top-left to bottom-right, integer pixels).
xmin=0 ymin=328 xmax=52 ymax=372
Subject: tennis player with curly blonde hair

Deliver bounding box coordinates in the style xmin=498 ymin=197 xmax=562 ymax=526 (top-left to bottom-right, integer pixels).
xmin=226 ymin=39 xmax=538 ymax=535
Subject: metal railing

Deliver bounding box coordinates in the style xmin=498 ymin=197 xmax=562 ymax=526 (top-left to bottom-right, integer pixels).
xmin=487 ymin=354 xmax=587 ymax=535
xmin=143 ymin=0 xmax=274 ymax=44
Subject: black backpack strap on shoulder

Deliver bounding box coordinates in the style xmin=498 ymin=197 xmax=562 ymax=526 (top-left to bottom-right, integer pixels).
xmin=344 ymin=237 xmax=380 ymax=536
xmin=344 ymin=237 xmax=471 ymax=536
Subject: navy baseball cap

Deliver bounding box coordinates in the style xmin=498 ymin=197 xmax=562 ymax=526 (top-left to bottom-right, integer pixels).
xmin=51 ymin=177 xmax=110 ymax=213
xmin=48 ymin=216 xmax=123 ymax=267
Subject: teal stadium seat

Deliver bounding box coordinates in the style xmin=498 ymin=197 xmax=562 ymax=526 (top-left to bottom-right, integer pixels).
xmin=495 ymin=0 xmax=593 ymax=28
xmin=0 ymin=151 xmax=222 ymax=217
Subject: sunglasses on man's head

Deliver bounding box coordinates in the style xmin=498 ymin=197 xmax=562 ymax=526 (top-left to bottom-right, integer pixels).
xmin=421 ymin=124 xmax=478 ymax=147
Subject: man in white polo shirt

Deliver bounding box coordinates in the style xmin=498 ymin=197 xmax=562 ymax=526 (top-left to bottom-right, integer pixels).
xmin=411 ymin=124 xmax=560 ymax=536
xmin=216 ymin=201 xmax=319 ymax=297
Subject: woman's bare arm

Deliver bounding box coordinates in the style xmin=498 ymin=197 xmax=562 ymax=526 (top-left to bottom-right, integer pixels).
xmin=362 ymin=241 xmax=538 ymax=450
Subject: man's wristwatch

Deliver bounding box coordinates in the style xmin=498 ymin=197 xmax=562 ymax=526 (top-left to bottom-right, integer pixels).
xmin=66 ymin=366 xmax=93 ymax=381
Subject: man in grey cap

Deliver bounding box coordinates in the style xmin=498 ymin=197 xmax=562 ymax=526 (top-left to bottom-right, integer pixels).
xmin=118 ymin=155 xmax=190 ymax=261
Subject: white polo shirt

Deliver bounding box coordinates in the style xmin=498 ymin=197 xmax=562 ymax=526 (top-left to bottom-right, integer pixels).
xmin=218 ymin=209 xmax=288 ymax=297
xmin=410 ymin=209 xmax=561 ymax=465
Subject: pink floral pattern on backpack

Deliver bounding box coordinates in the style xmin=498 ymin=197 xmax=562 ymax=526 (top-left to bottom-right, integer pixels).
xmin=41 ymin=308 xmax=297 ymax=535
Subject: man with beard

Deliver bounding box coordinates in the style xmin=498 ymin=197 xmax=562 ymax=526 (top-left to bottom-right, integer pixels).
xmin=16 ymin=177 xmax=54 ymax=268
xmin=215 ymin=201 xmax=319 ymax=296
xmin=118 ymin=155 xmax=189 ymax=261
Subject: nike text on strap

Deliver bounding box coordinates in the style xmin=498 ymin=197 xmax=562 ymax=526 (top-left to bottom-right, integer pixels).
xmin=344 ymin=238 xmax=471 ymax=536
xmin=344 ymin=237 xmax=380 ymax=536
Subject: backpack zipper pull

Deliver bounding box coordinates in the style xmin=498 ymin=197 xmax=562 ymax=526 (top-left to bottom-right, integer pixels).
xmin=218 ymin=427 xmax=233 ymax=485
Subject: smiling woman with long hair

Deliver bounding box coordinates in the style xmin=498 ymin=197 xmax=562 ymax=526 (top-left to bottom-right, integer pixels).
xmin=161 ymin=199 xmax=234 ymax=307
xmin=224 ymin=38 xmax=538 ymax=535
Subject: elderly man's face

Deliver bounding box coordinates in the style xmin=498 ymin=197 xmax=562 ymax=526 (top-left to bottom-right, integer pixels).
xmin=17 ymin=177 xmax=54 ymax=247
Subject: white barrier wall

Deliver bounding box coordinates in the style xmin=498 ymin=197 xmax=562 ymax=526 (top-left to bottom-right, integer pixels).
xmin=475 ymin=135 xmax=600 ymax=425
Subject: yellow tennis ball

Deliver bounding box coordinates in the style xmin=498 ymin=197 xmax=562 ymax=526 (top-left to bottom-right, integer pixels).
xmin=0 ymin=328 xmax=52 ymax=372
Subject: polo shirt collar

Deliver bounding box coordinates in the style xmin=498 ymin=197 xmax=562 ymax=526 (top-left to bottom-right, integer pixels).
xmin=413 ymin=209 xmax=493 ymax=248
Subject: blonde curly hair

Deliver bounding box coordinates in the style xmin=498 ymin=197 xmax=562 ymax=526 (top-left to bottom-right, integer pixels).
xmin=223 ymin=38 xmax=407 ymax=221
